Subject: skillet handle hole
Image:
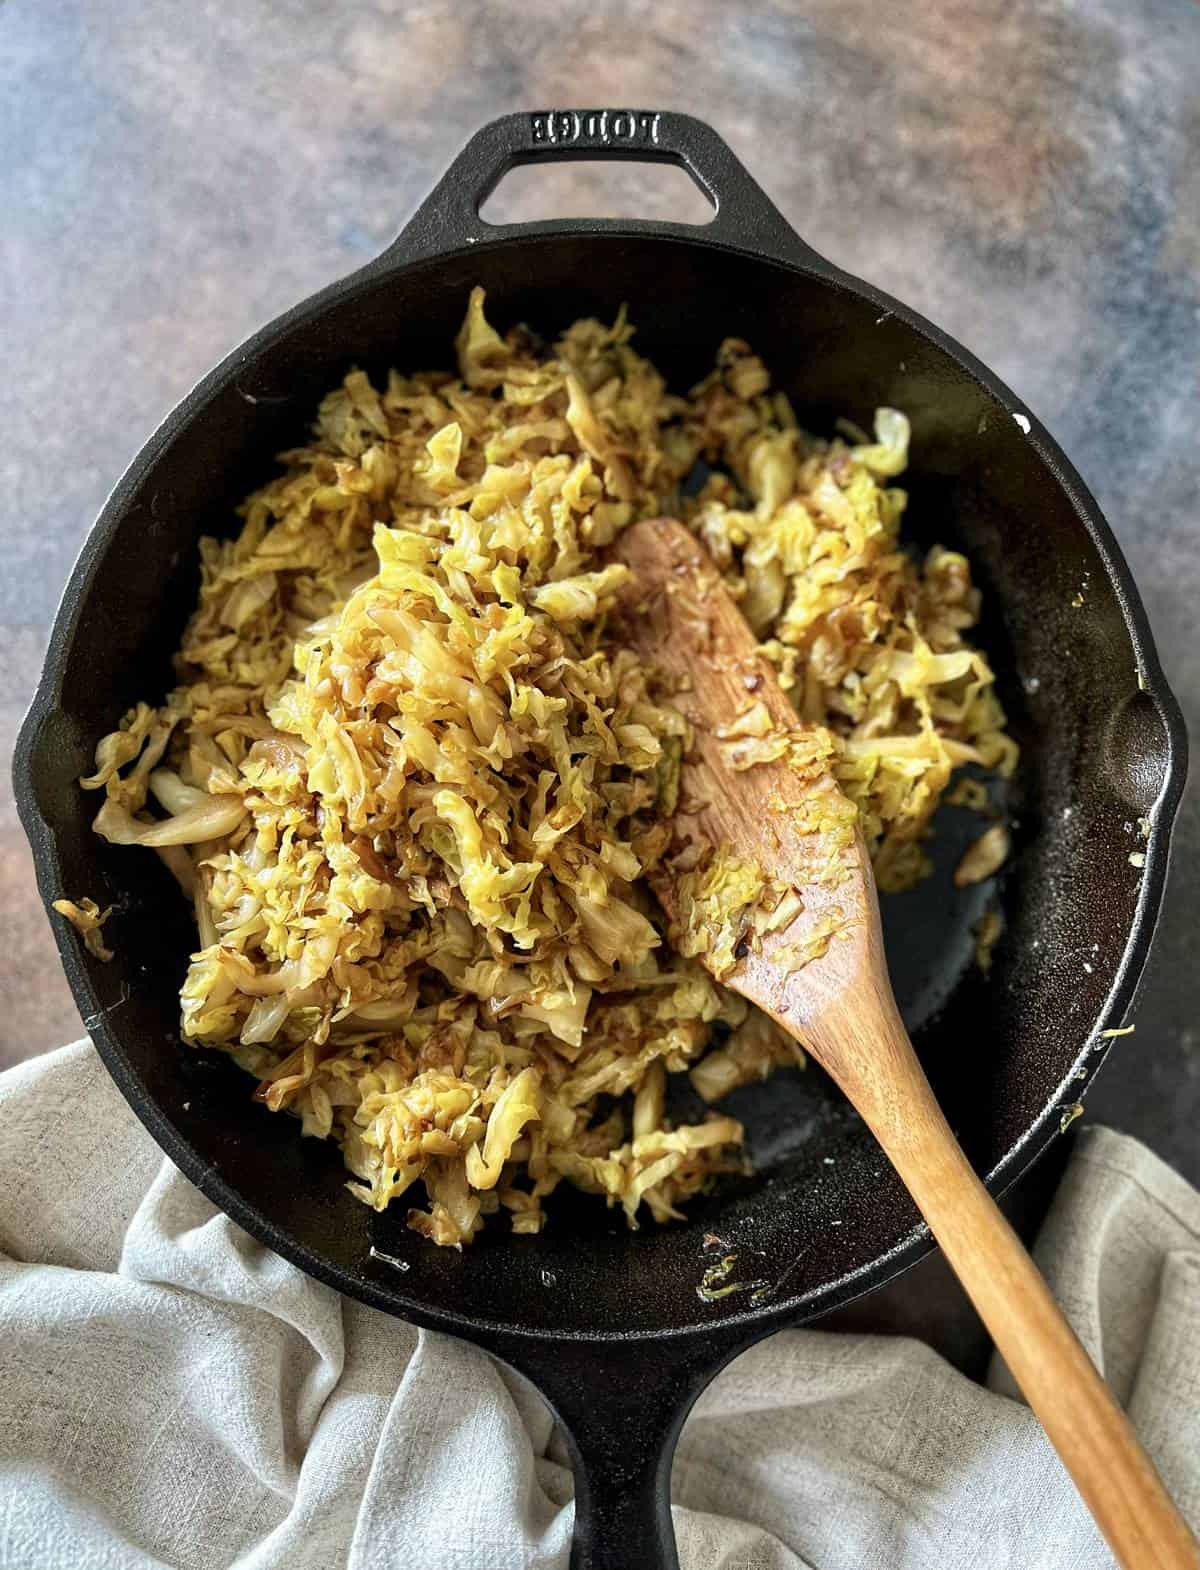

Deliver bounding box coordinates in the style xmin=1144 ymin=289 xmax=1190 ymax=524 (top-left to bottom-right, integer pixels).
xmin=479 ymin=158 xmax=716 ymax=228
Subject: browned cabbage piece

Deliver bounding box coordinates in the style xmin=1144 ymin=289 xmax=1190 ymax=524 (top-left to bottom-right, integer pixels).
xmin=52 ymin=897 xmax=114 ymax=962
xmin=78 ymin=288 xmax=1015 ymax=1246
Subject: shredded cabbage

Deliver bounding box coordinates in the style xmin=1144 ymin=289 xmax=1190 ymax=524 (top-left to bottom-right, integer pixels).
xmin=76 ymin=290 xmax=1014 ymax=1245
xmin=52 ymin=897 xmax=114 ymax=962
xmin=955 ymin=824 xmax=1011 ymax=887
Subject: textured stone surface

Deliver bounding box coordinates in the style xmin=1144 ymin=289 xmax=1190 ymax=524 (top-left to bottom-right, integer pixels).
xmin=2 ymin=0 xmax=1197 ymax=1203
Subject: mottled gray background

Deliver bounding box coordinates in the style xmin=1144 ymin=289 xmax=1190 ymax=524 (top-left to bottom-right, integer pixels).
xmin=2 ymin=0 xmax=1197 ymax=1215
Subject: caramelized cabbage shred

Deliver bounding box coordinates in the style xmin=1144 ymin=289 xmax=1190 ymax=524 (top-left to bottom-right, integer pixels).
xmin=52 ymin=897 xmax=115 ymax=962
xmin=81 ymin=289 xmax=1015 ymax=1245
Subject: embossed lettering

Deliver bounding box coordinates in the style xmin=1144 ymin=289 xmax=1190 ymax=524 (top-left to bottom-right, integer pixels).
xmin=528 ymin=110 xmax=662 ymax=147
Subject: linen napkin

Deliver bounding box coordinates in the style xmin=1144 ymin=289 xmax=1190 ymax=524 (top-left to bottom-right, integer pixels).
xmin=0 ymin=1040 xmax=1196 ymax=1570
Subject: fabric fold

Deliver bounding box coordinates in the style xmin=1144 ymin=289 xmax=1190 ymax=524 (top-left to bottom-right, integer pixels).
xmin=0 ymin=1041 xmax=1196 ymax=1570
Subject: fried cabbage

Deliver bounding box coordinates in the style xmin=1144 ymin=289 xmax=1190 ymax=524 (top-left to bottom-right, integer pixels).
xmin=76 ymin=289 xmax=1014 ymax=1245
xmin=52 ymin=897 xmax=114 ymax=962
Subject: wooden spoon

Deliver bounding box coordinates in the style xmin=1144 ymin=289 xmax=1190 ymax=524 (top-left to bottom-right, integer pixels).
xmin=614 ymin=517 xmax=1197 ymax=1570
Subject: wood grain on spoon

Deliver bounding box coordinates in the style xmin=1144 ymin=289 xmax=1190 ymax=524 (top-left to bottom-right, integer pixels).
xmin=614 ymin=517 xmax=1198 ymax=1570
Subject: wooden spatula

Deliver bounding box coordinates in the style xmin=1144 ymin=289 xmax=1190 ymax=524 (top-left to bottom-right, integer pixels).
xmin=614 ymin=517 xmax=1197 ymax=1570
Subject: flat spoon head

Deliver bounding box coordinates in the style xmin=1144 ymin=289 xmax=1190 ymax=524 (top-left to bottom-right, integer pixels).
xmin=614 ymin=516 xmax=897 ymax=1086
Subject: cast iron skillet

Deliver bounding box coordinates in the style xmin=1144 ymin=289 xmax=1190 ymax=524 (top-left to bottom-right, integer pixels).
xmin=14 ymin=112 xmax=1188 ymax=1569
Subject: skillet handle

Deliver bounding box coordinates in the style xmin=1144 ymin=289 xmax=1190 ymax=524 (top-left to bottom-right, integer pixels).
xmin=383 ymin=109 xmax=826 ymax=269
xmin=494 ymin=1332 xmax=744 ymax=1570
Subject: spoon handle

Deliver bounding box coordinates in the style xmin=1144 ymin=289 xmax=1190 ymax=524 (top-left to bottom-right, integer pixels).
xmin=826 ymin=1005 xmax=1198 ymax=1570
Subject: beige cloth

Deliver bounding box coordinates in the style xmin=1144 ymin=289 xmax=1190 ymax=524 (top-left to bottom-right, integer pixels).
xmin=0 ymin=1041 xmax=1196 ymax=1569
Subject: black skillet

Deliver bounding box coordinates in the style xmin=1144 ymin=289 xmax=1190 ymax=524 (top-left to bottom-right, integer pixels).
xmin=13 ymin=112 xmax=1187 ymax=1569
